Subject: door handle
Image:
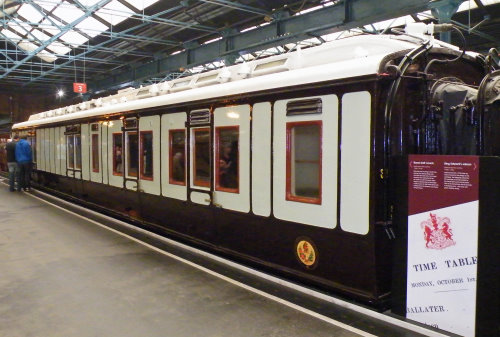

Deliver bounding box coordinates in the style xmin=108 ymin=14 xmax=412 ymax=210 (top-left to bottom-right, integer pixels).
xmin=204 ymin=198 xmax=221 ymax=208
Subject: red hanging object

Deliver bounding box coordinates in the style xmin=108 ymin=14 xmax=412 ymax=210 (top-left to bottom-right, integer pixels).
xmin=73 ymin=82 xmax=87 ymax=93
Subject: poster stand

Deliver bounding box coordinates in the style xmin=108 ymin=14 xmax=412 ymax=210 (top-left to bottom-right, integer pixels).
xmin=391 ymin=155 xmax=500 ymax=337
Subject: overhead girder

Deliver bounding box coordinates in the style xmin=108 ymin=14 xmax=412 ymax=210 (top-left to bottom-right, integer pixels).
xmin=2 ymin=1 xmax=264 ymax=91
xmin=452 ymin=1 xmax=500 ymax=51
xmin=22 ymin=4 xmax=189 ymax=86
xmin=1 ymin=1 xmax=220 ymax=88
xmin=90 ymin=0 xmax=436 ymax=92
xmin=5 ymin=0 xmax=499 ymax=95
xmin=196 ymin=0 xmax=271 ymax=16
xmin=0 ymin=0 xmax=114 ymax=80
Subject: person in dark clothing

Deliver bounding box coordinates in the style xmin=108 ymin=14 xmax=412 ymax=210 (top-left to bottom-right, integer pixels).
xmin=6 ymin=135 xmax=19 ymax=192
xmin=15 ymin=136 xmax=32 ymax=191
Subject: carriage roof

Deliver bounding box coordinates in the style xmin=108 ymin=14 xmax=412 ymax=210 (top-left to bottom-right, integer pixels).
xmin=13 ymin=34 xmax=464 ymax=129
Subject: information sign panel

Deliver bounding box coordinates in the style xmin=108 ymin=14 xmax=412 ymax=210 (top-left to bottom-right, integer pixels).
xmin=407 ymin=155 xmax=479 ymax=336
xmin=73 ymin=82 xmax=87 ymax=93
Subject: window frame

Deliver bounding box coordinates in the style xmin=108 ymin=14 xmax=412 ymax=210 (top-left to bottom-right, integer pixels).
xmin=215 ymin=125 xmax=239 ymax=194
xmin=192 ymin=127 xmax=210 ymax=188
xmin=169 ymin=129 xmax=186 ymax=186
xmin=74 ymin=134 xmax=82 ymax=170
xmin=126 ymin=131 xmax=138 ymax=178
xmin=285 ymin=120 xmax=322 ymax=205
xmin=112 ymin=132 xmax=123 ymax=176
xmin=66 ymin=134 xmax=75 ymax=169
xmin=139 ymin=130 xmax=153 ymax=181
xmin=91 ymin=133 xmax=99 ymax=173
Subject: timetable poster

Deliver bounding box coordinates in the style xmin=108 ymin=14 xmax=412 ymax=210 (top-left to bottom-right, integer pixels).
xmin=407 ymin=155 xmax=479 ymax=337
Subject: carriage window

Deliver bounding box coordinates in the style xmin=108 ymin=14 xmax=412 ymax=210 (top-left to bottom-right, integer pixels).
xmin=169 ymin=130 xmax=186 ymax=185
xmin=127 ymin=131 xmax=138 ymax=177
xmin=67 ymin=135 xmax=75 ymax=169
xmin=286 ymin=121 xmax=322 ymax=204
xmin=216 ymin=126 xmax=239 ymax=193
xmin=74 ymin=135 xmax=82 ymax=170
xmin=193 ymin=128 xmax=210 ymax=187
xmin=92 ymin=134 xmax=99 ymax=172
xmin=140 ymin=131 xmax=153 ymax=180
xmin=113 ymin=133 xmax=123 ymax=176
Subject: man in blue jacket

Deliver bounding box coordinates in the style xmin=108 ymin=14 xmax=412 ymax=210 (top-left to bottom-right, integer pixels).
xmin=15 ymin=136 xmax=32 ymax=191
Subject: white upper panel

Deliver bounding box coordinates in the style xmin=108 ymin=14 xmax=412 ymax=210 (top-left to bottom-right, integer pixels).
xmin=15 ymin=35 xmax=437 ymax=129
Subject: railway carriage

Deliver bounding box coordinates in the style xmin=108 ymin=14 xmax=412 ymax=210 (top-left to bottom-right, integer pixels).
xmin=12 ymin=30 xmax=500 ymax=307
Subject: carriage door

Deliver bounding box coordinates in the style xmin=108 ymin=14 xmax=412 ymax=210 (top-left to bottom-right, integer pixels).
xmin=137 ymin=115 xmax=160 ymax=195
xmin=188 ymin=109 xmax=212 ymax=206
xmin=123 ymin=117 xmax=140 ymax=192
xmin=212 ymin=105 xmax=250 ymax=213
xmin=108 ymin=118 xmax=124 ymax=189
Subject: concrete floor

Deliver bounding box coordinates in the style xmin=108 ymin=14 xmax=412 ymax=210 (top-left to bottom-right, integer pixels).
xmin=0 ymin=184 xmax=370 ymax=337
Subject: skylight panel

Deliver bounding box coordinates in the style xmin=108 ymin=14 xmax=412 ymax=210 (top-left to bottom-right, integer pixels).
xmin=60 ymin=31 xmax=89 ymax=45
xmin=78 ymin=0 xmax=102 ymax=7
xmin=321 ymin=31 xmax=345 ymax=42
xmin=212 ymin=60 xmax=225 ymax=67
xmin=241 ymin=21 xmax=271 ymax=33
xmin=202 ymin=36 xmax=222 ymax=45
xmin=47 ymin=42 xmax=72 ymax=55
xmin=38 ymin=0 xmax=57 ymax=13
xmin=17 ymin=4 xmax=45 ymax=23
xmin=458 ymin=0 xmax=478 ymax=11
xmin=40 ymin=19 xmax=62 ymax=35
xmin=96 ymin=0 xmax=134 ymax=25
xmin=240 ymin=25 xmax=258 ymax=33
xmin=297 ymin=5 xmax=324 ymax=15
xmin=37 ymin=49 xmax=58 ymax=62
xmin=123 ymin=0 xmax=160 ymax=10
xmin=75 ymin=17 xmax=108 ymax=37
xmin=31 ymin=29 xmax=51 ymax=42
xmin=457 ymin=0 xmax=500 ymax=12
xmin=18 ymin=40 xmax=40 ymax=53
xmin=0 ymin=29 xmax=22 ymax=42
xmin=53 ymin=1 xmax=86 ymax=23
xmin=366 ymin=16 xmax=415 ymax=32
xmin=9 ymin=20 xmax=33 ymax=36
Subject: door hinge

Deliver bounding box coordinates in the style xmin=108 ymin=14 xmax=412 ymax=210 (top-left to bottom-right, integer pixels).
xmin=376 ymin=221 xmax=396 ymax=239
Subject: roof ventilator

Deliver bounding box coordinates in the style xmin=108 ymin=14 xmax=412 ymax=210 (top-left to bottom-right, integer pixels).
xmin=170 ymin=79 xmax=193 ymax=92
xmin=251 ymin=58 xmax=289 ymax=77
xmin=195 ymin=73 xmax=219 ymax=87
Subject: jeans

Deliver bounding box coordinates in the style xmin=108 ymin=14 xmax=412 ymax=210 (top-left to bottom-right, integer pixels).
xmin=18 ymin=162 xmax=32 ymax=190
xmin=7 ymin=162 xmax=18 ymax=191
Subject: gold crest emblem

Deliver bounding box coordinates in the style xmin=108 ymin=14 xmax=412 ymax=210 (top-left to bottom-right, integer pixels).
xmin=296 ymin=239 xmax=317 ymax=267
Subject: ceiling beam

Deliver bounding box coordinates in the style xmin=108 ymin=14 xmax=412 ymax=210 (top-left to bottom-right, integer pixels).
xmin=22 ymin=4 xmax=187 ymax=86
xmin=0 ymin=0 xmax=114 ymax=80
xmin=90 ymin=0 xmax=433 ymax=92
xmin=197 ymin=0 xmax=270 ymax=16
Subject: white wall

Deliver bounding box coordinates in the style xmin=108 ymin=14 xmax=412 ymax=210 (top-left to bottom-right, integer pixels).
xmin=161 ymin=112 xmax=187 ymax=201
xmin=251 ymin=102 xmax=271 ymax=217
xmin=213 ymin=105 xmax=250 ymax=213
xmin=273 ymin=94 xmax=338 ymax=228
xmin=340 ymin=91 xmax=372 ymax=235
xmin=81 ymin=123 xmax=90 ymax=181
xmin=139 ymin=116 xmax=161 ymax=195
xmin=107 ymin=119 xmax=123 ymax=188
